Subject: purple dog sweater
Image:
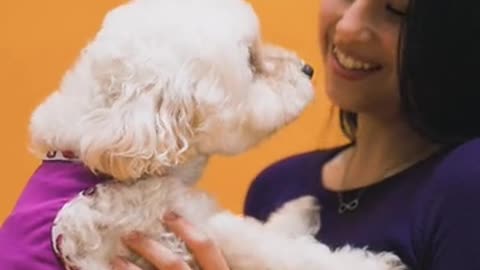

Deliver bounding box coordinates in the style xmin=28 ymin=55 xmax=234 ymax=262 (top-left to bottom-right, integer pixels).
xmin=0 ymin=160 xmax=104 ymax=269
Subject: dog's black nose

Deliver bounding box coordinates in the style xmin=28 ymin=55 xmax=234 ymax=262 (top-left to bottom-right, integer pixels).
xmin=301 ymin=64 xmax=314 ymax=78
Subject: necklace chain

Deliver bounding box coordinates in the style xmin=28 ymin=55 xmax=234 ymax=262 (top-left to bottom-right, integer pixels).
xmin=336 ymin=145 xmax=440 ymax=214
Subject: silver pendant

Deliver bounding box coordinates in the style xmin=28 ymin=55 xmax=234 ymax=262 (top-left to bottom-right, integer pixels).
xmin=338 ymin=198 xmax=359 ymax=214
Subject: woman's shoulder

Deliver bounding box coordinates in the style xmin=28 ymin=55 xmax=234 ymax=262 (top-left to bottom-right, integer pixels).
xmin=247 ymin=145 xmax=345 ymax=191
xmin=432 ymin=138 xmax=480 ymax=190
xmin=414 ymin=138 xmax=480 ymax=230
xmin=255 ymin=144 xmax=347 ymax=178
xmin=414 ymin=139 xmax=480 ymax=269
xmin=404 ymin=138 xmax=480 ymax=210
xmin=255 ymin=147 xmax=336 ymax=176
xmin=243 ymin=145 xmax=345 ymax=220
xmin=443 ymin=137 xmax=480 ymax=161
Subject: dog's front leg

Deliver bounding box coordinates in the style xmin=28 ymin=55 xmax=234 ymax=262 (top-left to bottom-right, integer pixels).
xmin=264 ymin=195 xmax=321 ymax=238
xmin=205 ymin=211 xmax=406 ymax=270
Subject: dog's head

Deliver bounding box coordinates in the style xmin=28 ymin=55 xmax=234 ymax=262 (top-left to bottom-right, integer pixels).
xmin=30 ymin=0 xmax=314 ymax=181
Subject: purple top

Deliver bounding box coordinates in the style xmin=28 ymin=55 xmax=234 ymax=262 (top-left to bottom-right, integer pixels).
xmin=244 ymin=139 xmax=480 ymax=270
xmin=0 ymin=161 xmax=103 ymax=270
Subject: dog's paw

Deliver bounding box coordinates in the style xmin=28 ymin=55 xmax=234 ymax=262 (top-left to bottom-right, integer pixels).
xmin=376 ymin=252 xmax=407 ymax=270
xmin=366 ymin=252 xmax=407 ymax=270
xmin=333 ymin=246 xmax=407 ymax=270
xmin=265 ymin=195 xmax=321 ymax=237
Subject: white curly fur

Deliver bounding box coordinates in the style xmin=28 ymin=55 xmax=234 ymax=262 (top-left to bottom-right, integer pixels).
xmin=28 ymin=0 xmax=406 ymax=269
xmin=30 ymin=0 xmax=313 ymax=181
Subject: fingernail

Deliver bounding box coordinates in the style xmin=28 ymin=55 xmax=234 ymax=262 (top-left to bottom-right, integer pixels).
xmin=123 ymin=231 xmax=142 ymax=243
xmin=110 ymin=257 xmax=127 ymax=269
xmin=164 ymin=211 xmax=179 ymax=222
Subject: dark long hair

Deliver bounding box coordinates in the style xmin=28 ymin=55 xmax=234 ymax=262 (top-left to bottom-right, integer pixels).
xmin=340 ymin=0 xmax=480 ymax=145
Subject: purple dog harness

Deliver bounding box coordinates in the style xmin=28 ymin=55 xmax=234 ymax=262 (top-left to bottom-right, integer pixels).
xmin=0 ymin=151 xmax=105 ymax=269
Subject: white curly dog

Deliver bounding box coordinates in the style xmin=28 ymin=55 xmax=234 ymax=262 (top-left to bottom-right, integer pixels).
xmin=28 ymin=0 xmax=406 ymax=269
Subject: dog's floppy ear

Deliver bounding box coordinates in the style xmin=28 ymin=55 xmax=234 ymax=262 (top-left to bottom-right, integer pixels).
xmin=78 ymin=58 xmax=197 ymax=181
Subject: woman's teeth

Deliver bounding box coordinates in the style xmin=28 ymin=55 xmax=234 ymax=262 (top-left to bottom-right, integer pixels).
xmin=333 ymin=46 xmax=378 ymax=71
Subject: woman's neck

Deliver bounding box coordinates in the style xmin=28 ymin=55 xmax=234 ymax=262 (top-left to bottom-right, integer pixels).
xmin=333 ymin=113 xmax=439 ymax=190
xmin=355 ymin=114 xmax=433 ymax=159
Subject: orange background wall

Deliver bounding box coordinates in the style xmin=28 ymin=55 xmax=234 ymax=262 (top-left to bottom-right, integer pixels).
xmin=0 ymin=0 xmax=345 ymax=224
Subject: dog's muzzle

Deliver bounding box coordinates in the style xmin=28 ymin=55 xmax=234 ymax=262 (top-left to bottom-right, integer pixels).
xmin=301 ymin=64 xmax=314 ymax=79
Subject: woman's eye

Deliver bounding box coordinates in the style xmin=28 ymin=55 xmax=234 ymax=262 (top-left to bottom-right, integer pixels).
xmin=386 ymin=4 xmax=407 ymax=17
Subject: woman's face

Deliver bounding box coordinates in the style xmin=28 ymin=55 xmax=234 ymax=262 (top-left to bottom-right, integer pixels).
xmin=319 ymin=0 xmax=409 ymax=118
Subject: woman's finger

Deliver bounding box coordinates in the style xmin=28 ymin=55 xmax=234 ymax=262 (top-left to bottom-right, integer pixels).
xmin=122 ymin=232 xmax=191 ymax=270
xmin=163 ymin=212 xmax=229 ymax=270
xmin=111 ymin=257 xmax=142 ymax=270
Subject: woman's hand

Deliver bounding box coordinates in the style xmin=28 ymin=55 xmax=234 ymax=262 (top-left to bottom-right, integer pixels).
xmin=111 ymin=212 xmax=230 ymax=270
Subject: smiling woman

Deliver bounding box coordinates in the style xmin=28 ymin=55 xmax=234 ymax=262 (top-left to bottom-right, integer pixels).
xmin=244 ymin=0 xmax=480 ymax=269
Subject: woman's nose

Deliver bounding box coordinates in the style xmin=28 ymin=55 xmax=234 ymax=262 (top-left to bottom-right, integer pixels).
xmin=334 ymin=3 xmax=373 ymax=45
